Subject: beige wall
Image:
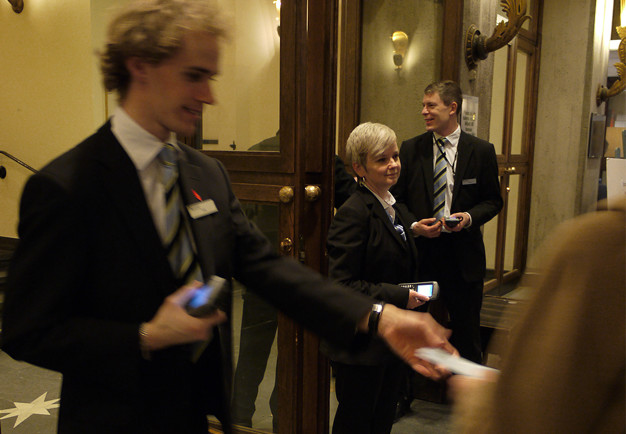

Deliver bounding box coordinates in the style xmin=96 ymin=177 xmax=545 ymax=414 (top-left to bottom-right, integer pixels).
xmin=527 ymin=0 xmax=613 ymax=266
xmin=0 ymin=0 xmax=96 ymax=238
xmin=460 ymin=0 xmax=498 ymax=141
xmin=313 ymin=0 xmax=615 ymax=271
xmin=0 ymin=0 xmax=280 ymax=239
xmin=456 ymin=0 xmax=614 ymax=268
xmin=0 ymin=0 xmax=617 ymax=274
xmin=360 ymin=0 xmax=443 ymax=143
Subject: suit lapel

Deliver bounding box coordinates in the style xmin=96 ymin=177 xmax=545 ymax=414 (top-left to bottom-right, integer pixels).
xmin=177 ymin=147 xmax=217 ymax=279
xmin=419 ymin=133 xmax=435 ymax=210
xmin=395 ymin=206 xmax=418 ymax=269
xmin=452 ymin=131 xmax=473 ymax=209
xmin=94 ymin=125 xmax=175 ymax=295
xmin=362 ymin=188 xmax=409 ymax=251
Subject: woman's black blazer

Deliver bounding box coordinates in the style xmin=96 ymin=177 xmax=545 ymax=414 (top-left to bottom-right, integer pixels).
xmin=323 ymin=185 xmax=419 ymax=365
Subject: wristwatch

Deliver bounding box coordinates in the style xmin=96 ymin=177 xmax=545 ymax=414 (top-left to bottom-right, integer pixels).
xmin=367 ymin=302 xmax=385 ymax=336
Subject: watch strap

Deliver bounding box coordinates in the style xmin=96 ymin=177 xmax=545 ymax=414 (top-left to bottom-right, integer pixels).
xmin=367 ymin=302 xmax=385 ymax=336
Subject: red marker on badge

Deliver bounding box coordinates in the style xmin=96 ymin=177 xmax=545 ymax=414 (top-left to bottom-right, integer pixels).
xmin=192 ymin=189 xmax=202 ymax=201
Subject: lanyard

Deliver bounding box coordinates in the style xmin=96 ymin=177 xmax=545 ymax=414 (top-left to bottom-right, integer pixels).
xmin=435 ymin=139 xmax=458 ymax=177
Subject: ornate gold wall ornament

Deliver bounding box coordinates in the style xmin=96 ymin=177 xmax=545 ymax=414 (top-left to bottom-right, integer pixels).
xmin=8 ymin=0 xmax=23 ymax=13
xmin=597 ymin=26 xmax=626 ymax=106
xmin=465 ymin=0 xmax=531 ymax=70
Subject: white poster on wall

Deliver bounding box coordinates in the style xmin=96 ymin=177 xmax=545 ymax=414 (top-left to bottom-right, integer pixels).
xmin=606 ymin=157 xmax=626 ymax=209
xmin=462 ymin=95 xmax=479 ymax=136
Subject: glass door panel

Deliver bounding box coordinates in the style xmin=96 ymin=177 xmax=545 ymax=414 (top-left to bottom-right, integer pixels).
xmin=510 ymin=50 xmax=529 ymax=155
xmin=490 ymin=47 xmax=508 ymax=155
xmin=201 ymin=0 xmax=280 ymax=153
xmin=231 ymin=279 xmax=279 ymax=432
xmin=231 ymin=202 xmax=280 ymax=432
xmin=483 ymin=209 xmax=500 ymax=283
xmin=359 ymin=0 xmax=443 ymax=142
xmin=503 ymin=174 xmax=521 ymax=273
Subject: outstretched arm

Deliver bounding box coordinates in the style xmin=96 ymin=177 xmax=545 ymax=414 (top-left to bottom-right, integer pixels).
xmin=357 ymin=304 xmax=456 ymax=378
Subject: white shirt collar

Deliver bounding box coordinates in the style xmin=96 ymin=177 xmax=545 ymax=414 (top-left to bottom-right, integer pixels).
xmin=111 ymin=107 xmax=179 ymax=171
xmin=363 ymin=183 xmax=396 ymax=212
xmin=433 ymin=124 xmax=461 ymax=147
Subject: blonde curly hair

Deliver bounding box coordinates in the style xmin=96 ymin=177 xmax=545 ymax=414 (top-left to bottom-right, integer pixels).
xmin=100 ymin=0 xmax=227 ymax=101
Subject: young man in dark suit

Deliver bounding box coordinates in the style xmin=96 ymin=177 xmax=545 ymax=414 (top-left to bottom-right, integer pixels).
xmin=392 ymin=80 xmax=503 ymax=363
xmin=1 ymin=2 xmax=454 ymax=433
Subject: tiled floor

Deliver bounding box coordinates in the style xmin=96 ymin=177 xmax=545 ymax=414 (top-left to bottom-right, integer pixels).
xmin=0 ymin=282 xmax=464 ymax=433
xmin=0 ymin=349 xmax=451 ymax=433
xmin=393 ymin=399 xmax=452 ymax=434
xmin=0 ymin=351 xmax=61 ymax=433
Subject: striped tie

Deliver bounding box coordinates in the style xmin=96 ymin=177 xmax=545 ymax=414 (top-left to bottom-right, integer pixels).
xmin=433 ymin=138 xmax=447 ymax=219
xmin=159 ymin=144 xmax=203 ymax=284
xmin=394 ymin=220 xmax=407 ymax=241
xmin=386 ymin=209 xmax=407 ymax=242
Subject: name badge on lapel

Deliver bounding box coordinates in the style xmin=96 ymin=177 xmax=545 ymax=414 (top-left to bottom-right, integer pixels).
xmin=187 ymin=199 xmax=218 ymax=219
xmin=462 ymin=178 xmax=477 ymax=185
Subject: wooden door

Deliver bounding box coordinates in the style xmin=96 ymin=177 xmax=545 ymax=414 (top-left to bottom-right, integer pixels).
xmin=196 ymin=1 xmax=338 ymax=432
xmin=483 ymin=0 xmax=543 ymax=294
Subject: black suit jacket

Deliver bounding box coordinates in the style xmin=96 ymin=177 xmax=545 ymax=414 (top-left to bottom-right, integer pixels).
xmin=2 ymin=122 xmax=374 ymax=433
xmin=323 ymin=186 xmax=418 ymax=365
xmin=391 ymin=130 xmax=502 ymax=281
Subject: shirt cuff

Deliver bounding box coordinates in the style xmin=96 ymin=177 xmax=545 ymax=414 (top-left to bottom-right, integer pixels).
xmin=463 ymin=212 xmax=472 ymax=228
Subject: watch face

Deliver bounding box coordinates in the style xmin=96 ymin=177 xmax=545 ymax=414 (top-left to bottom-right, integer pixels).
xmin=368 ymin=303 xmax=385 ymax=335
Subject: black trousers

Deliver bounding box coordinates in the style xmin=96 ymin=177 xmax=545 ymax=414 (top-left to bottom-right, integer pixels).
xmin=418 ymin=234 xmax=484 ymax=364
xmin=331 ymin=358 xmax=404 ymax=434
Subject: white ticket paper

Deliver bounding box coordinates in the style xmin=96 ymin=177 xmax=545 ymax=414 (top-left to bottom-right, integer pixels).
xmin=415 ymin=348 xmax=499 ymax=379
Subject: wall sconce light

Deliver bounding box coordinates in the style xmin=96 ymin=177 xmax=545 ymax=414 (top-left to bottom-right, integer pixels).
xmin=391 ymin=31 xmax=409 ymax=70
xmin=465 ymin=0 xmax=531 ymax=70
xmin=597 ymin=28 xmax=626 ymax=105
xmin=8 ymin=0 xmax=23 ymax=13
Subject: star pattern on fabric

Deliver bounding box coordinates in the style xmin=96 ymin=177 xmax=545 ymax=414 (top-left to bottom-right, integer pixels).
xmin=0 ymin=392 xmax=60 ymax=427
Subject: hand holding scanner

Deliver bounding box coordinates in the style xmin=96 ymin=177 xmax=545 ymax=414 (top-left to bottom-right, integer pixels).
xmin=398 ymin=281 xmax=440 ymax=300
xmin=444 ymin=216 xmax=462 ymax=228
xmin=185 ymin=276 xmax=227 ymax=317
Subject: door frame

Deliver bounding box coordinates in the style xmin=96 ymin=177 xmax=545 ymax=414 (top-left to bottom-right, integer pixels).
xmin=484 ymin=0 xmax=543 ymax=293
xmin=202 ymin=0 xmax=338 ymax=432
xmin=202 ymin=0 xmax=466 ymax=432
xmin=336 ymin=0 xmax=465 ymax=162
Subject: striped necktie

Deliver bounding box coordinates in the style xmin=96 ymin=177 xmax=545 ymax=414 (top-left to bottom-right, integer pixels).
xmin=386 ymin=208 xmax=407 ymax=242
xmin=159 ymin=144 xmax=203 ymax=284
xmin=394 ymin=218 xmax=407 ymax=242
xmin=433 ymin=138 xmax=448 ymax=219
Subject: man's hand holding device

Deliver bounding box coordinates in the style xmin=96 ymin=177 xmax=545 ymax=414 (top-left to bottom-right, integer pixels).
xmin=400 ymin=281 xmax=440 ymax=303
xmin=406 ymin=290 xmax=429 ymax=309
xmin=443 ymin=213 xmax=468 ymax=232
xmin=141 ymin=278 xmax=227 ymax=353
xmin=444 ymin=216 xmax=462 ymax=228
xmin=412 ymin=218 xmax=442 ymax=238
xmin=185 ymin=276 xmax=227 ymax=317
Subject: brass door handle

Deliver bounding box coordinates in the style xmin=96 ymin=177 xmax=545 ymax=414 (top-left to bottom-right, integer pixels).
xmin=279 ymin=186 xmax=294 ymax=203
xmin=280 ymin=237 xmax=293 ymax=254
xmin=305 ymin=185 xmax=321 ymax=202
